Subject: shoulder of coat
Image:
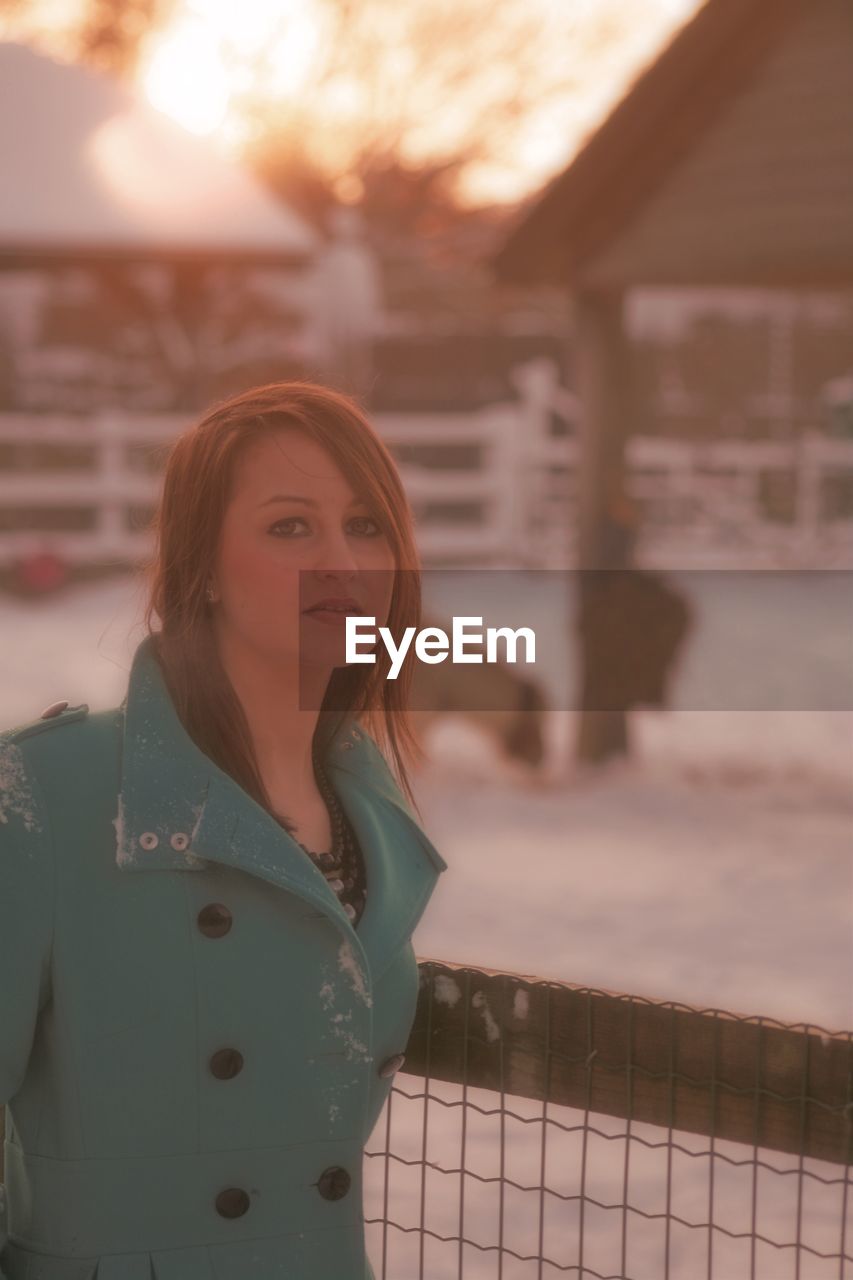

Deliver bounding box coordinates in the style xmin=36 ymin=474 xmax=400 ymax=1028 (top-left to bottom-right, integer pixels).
xmin=1 ymin=700 xmax=90 ymax=745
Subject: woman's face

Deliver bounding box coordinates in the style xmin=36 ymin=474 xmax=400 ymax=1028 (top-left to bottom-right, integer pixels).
xmin=210 ymin=428 xmax=397 ymax=678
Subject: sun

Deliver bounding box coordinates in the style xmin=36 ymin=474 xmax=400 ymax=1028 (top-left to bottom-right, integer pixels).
xmin=141 ymin=16 xmax=229 ymax=136
xmin=139 ymin=0 xmax=323 ymax=140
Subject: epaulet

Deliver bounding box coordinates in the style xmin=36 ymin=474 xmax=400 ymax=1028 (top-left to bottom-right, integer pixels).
xmin=2 ymin=701 xmax=90 ymax=744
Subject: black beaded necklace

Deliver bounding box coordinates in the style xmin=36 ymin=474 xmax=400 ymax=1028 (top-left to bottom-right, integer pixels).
xmin=273 ymin=740 xmax=366 ymax=927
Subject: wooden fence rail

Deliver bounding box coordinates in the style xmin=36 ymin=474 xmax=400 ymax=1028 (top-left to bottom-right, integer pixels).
xmin=1 ymin=400 xmax=852 ymax=569
xmin=404 ymin=959 xmax=852 ymax=1166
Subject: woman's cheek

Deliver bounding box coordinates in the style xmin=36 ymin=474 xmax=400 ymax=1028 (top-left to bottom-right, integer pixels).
xmin=226 ymin=537 xmax=299 ymax=618
xmin=228 ymin=532 xmax=277 ymax=587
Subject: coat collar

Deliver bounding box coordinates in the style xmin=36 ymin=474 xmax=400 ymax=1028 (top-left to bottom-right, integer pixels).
xmin=115 ymin=634 xmax=447 ymax=986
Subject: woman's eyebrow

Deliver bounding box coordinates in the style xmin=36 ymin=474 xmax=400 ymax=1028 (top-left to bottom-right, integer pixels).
xmin=257 ymin=493 xmax=366 ymax=509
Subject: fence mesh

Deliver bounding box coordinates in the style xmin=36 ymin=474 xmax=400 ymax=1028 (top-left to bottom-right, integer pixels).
xmin=364 ymin=961 xmax=853 ymax=1280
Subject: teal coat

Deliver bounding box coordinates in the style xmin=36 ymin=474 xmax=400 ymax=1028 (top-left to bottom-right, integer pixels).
xmin=0 ymin=634 xmax=447 ymax=1279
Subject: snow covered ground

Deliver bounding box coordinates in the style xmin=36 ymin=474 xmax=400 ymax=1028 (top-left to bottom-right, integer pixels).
xmin=1 ymin=571 xmax=850 ymax=1277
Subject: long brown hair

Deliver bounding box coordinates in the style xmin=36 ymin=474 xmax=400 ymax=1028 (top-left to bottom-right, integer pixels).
xmin=139 ymin=380 xmax=426 ymax=817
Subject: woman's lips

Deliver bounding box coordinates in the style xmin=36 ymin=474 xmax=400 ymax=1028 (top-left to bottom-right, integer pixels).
xmin=303 ymin=607 xmax=358 ymax=627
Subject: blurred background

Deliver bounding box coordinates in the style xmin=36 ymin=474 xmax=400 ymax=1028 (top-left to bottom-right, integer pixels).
xmin=0 ymin=1 xmax=851 ymax=1271
xmin=1 ymin=0 xmax=850 ymax=1015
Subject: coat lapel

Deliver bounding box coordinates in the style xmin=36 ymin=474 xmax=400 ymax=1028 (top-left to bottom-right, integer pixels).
xmin=115 ymin=634 xmax=447 ymax=986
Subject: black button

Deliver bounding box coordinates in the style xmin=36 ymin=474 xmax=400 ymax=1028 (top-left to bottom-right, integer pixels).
xmin=317 ymin=1166 xmax=351 ymax=1200
xmin=215 ymin=1187 xmax=250 ymax=1218
xmin=197 ymin=903 xmax=232 ymax=938
xmin=210 ymin=1048 xmax=244 ymax=1079
xmin=378 ymin=1053 xmax=406 ymax=1078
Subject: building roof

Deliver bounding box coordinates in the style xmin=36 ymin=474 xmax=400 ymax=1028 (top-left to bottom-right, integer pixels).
xmin=491 ymin=0 xmax=853 ymax=288
xmin=0 ymin=42 xmax=318 ymax=265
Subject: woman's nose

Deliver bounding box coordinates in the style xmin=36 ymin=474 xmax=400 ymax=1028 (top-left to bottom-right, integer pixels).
xmin=311 ymin=529 xmax=362 ymax=571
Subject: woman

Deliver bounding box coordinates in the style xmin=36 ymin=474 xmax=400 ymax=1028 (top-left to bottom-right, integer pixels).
xmin=0 ymin=382 xmax=448 ymax=1280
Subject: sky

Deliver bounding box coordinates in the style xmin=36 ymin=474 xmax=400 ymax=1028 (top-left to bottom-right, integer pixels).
xmin=1 ymin=0 xmax=706 ymax=206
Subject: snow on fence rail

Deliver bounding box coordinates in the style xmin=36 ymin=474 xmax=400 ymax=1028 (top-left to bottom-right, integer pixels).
xmin=0 ymin=398 xmax=851 ymax=570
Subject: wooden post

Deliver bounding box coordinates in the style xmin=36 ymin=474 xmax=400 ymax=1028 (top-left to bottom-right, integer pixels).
xmin=571 ymin=288 xmax=634 ymax=764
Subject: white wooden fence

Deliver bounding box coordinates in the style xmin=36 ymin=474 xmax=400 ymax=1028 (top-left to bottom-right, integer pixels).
xmin=0 ymin=362 xmax=851 ymax=570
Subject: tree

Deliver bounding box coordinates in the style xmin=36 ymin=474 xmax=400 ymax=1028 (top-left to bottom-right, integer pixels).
xmin=0 ymin=0 xmax=177 ymax=75
xmin=1 ymin=0 xmax=629 ymax=215
xmin=75 ymin=0 xmax=175 ymax=75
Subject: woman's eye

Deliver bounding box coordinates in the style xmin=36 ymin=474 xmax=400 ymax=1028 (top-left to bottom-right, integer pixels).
xmin=348 ymin=515 xmax=384 ymax=537
xmin=269 ymin=517 xmax=310 ymax=537
xmin=268 ymin=515 xmax=384 ymax=537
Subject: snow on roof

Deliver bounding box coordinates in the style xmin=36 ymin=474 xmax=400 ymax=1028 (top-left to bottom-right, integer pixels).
xmin=0 ymin=42 xmax=318 ymax=260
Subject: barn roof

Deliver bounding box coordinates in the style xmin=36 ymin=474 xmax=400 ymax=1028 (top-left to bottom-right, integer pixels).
xmin=492 ymin=0 xmax=853 ymax=288
xmin=0 ymin=42 xmax=318 ymax=266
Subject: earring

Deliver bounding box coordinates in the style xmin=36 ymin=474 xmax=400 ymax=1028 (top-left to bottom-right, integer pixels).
xmin=206 ymin=581 xmax=218 ymax=603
